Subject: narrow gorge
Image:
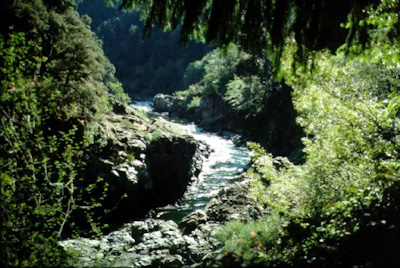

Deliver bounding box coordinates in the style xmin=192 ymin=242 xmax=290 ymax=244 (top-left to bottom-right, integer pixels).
xmin=61 ymin=101 xmax=263 ymax=267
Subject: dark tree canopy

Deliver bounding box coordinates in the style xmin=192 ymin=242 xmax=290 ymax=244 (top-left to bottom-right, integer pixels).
xmin=115 ymin=0 xmax=399 ymax=65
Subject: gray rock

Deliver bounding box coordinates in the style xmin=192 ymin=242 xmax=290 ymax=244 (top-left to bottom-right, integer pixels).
xmin=62 ymin=217 xmax=222 ymax=267
xmin=205 ymin=181 xmax=265 ymax=222
xmin=180 ymin=210 xmax=208 ymax=234
xmin=82 ymin=110 xmax=204 ymax=227
xmin=61 ymin=180 xmax=266 ymax=267
xmin=153 ymin=94 xmax=175 ymax=113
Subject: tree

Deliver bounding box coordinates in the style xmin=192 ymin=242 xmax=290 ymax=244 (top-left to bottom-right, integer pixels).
xmin=115 ymin=0 xmax=400 ymax=68
xmin=0 ymin=1 xmax=128 ymax=265
xmin=0 ymin=0 xmax=129 ymax=121
xmin=206 ymin=1 xmax=400 ymax=266
xmin=0 ymin=30 xmax=83 ymax=267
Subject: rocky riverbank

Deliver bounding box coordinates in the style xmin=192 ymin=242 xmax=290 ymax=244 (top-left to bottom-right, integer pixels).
xmin=61 ymin=180 xmax=266 ymax=267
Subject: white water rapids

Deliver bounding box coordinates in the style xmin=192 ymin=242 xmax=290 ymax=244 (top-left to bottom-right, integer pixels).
xmin=131 ymin=101 xmax=251 ymax=222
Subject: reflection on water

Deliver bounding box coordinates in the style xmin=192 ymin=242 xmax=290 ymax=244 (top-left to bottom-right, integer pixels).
xmin=132 ymin=101 xmax=251 ymax=222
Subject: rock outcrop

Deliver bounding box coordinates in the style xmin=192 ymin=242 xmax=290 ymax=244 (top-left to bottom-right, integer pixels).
xmin=153 ymin=93 xmax=197 ymax=120
xmin=203 ymin=181 xmax=265 ymax=222
xmin=81 ymin=104 xmax=205 ymax=227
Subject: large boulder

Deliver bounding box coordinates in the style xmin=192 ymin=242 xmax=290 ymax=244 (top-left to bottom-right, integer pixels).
xmin=179 ymin=210 xmax=208 ymax=234
xmin=204 ymin=181 xmax=265 ymax=222
xmin=153 ymin=94 xmax=175 ymax=113
xmin=153 ymin=93 xmax=195 ymax=119
xmin=81 ymin=107 xmax=205 ymax=228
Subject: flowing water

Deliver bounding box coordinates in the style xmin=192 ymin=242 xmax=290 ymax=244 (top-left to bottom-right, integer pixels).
xmin=131 ymin=101 xmax=251 ymax=222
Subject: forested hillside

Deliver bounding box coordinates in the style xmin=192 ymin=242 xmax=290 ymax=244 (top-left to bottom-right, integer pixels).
xmin=77 ymin=0 xmax=211 ymax=97
xmin=0 ymin=1 xmax=130 ymax=265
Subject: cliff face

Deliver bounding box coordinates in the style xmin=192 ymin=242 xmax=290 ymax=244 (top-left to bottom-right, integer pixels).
xmin=81 ymin=104 xmax=205 ymax=228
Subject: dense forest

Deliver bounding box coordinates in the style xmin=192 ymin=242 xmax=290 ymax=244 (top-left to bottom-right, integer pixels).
xmin=77 ymin=0 xmax=211 ymax=97
xmin=1 ymin=0 xmax=400 ymax=267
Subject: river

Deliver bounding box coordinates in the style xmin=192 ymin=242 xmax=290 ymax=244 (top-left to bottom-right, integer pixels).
xmin=131 ymin=101 xmax=251 ymax=222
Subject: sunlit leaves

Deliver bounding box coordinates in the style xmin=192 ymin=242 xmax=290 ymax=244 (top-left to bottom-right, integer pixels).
xmin=0 ymin=20 xmax=111 ymax=267
xmin=217 ymin=20 xmax=400 ymax=265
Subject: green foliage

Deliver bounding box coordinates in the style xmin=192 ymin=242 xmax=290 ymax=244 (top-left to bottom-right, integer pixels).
xmin=224 ymin=75 xmax=272 ymax=118
xmin=188 ymin=95 xmax=201 ymax=110
xmin=215 ymin=3 xmax=400 ymax=266
xmin=103 ymin=59 xmax=131 ymax=104
xmin=148 ymin=129 xmax=164 ymax=143
xmin=182 ymin=43 xmax=277 ymax=117
xmin=216 ymin=215 xmax=291 ymax=265
xmin=183 ymin=60 xmax=206 ymax=89
xmin=341 ymin=0 xmax=400 ymax=66
xmin=217 ymin=55 xmax=400 ymax=266
xmin=173 ymin=44 xmax=242 ymax=98
xmin=173 ymin=84 xmax=199 ymax=97
xmin=170 ymin=45 xmax=244 ymax=115
xmin=246 ymin=144 xmax=303 ymax=216
xmin=0 ymin=0 xmax=128 ymax=264
xmin=197 ymin=44 xmax=242 ymax=96
xmin=2 ymin=0 xmax=130 ymax=122
xmin=178 ymin=43 xmax=294 ymax=130
xmin=0 ymin=31 xmax=84 ymax=266
xmin=175 ymin=43 xmax=303 ymax=160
